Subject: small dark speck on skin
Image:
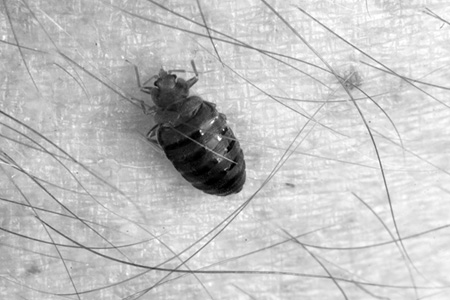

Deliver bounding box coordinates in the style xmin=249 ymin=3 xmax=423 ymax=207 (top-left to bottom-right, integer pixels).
xmin=26 ymin=264 xmax=41 ymax=275
xmin=342 ymin=66 xmax=363 ymax=90
xmin=285 ymin=183 xmax=295 ymax=188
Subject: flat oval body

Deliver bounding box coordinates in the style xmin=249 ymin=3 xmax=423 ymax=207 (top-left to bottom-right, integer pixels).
xmin=157 ymin=99 xmax=246 ymax=196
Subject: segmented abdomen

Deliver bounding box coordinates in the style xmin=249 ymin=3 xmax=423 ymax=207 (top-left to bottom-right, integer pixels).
xmin=157 ymin=101 xmax=246 ymax=196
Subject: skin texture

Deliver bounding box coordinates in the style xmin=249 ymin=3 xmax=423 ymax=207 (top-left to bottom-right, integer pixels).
xmin=1 ymin=0 xmax=450 ymax=299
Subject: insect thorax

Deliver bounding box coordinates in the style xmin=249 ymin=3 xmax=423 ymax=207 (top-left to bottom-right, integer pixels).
xmin=154 ymin=96 xmax=204 ymax=126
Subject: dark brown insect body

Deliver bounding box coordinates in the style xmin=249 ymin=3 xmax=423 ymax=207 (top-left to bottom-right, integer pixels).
xmin=140 ymin=61 xmax=246 ymax=196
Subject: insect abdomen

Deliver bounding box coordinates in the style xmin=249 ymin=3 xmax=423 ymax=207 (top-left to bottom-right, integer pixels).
xmin=157 ymin=101 xmax=246 ymax=196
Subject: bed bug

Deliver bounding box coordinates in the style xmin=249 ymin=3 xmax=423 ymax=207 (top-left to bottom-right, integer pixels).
xmin=131 ymin=61 xmax=246 ymax=196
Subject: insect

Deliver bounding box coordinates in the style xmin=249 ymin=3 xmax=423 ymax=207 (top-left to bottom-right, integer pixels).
xmin=131 ymin=61 xmax=246 ymax=196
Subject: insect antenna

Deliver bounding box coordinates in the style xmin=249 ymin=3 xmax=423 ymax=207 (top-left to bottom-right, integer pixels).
xmin=186 ymin=60 xmax=199 ymax=88
xmin=190 ymin=60 xmax=199 ymax=77
xmin=166 ymin=60 xmax=199 ymax=88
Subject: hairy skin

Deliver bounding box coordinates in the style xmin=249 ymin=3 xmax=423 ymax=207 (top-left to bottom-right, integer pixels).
xmin=1 ymin=1 xmax=449 ymax=299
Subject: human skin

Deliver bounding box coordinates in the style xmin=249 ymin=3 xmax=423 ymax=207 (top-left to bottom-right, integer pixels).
xmin=1 ymin=0 xmax=449 ymax=299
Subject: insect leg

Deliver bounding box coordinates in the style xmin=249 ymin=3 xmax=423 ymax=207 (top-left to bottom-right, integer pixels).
xmin=146 ymin=124 xmax=161 ymax=148
xmin=125 ymin=60 xmax=157 ymax=114
xmin=140 ymin=100 xmax=156 ymax=115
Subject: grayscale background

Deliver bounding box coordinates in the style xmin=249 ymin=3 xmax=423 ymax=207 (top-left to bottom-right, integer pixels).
xmin=1 ymin=0 xmax=449 ymax=299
